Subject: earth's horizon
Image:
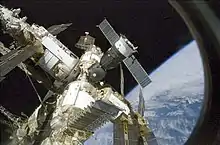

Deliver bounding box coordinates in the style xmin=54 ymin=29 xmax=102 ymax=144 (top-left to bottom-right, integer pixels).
xmin=85 ymin=40 xmax=204 ymax=145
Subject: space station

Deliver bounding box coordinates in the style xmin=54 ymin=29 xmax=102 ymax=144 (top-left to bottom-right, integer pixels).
xmin=0 ymin=4 xmax=158 ymax=145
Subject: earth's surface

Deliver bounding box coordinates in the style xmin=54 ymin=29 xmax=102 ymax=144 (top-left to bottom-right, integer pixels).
xmin=85 ymin=41 xmax=204 ymax=145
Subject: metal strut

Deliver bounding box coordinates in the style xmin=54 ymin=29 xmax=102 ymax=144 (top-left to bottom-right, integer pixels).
xmin=120 ymin=63 xmax=124 ymax=97
xmin=21 ymin=63 xmax=43 ymax=104
xmin=0 ymin=105 xmax=20 ymax=125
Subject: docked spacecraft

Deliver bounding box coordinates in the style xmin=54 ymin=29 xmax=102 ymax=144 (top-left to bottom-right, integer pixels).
xmin=0 ymin=4 xmax=157 ymax=145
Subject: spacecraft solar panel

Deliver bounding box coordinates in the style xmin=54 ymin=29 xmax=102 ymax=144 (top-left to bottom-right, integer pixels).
xmin=47 ymin=23 xmax=72 ymax=36
xmin=99 ymin=19 xmax=151 ymax=88
xmin=0 ymin=47 xmax=35 ymax=77
xmin=98 ymin=19 xmax=120 ymax=46
xmin=123 ymin=55 xmax=151 ymax=88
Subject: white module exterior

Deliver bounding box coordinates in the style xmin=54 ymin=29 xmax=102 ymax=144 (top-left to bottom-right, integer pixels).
xmin=114 ymin=36 xmax=134 ymax=57
xmin=61 ymin=81 xmax=95 ymax=109
xmin=108 ymin=93 xmax=130 ymax=117
xmin=38 ymin=49 xmax=59 ymax=70
xmin=80 ymin=46 xmax=103 ymax=69
xmin=28 ymin=25 xmax=80 ymax=81
xmin=41 ymin=36 xmax=78 ymax=69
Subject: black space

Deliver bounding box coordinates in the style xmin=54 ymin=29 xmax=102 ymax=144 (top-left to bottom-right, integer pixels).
xmin=0 ymin=0 xmax=195 ymax=143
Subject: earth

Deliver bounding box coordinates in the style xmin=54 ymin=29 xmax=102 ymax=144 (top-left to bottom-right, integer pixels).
xmin=84 ymin=40 xmax=204 ymax=145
